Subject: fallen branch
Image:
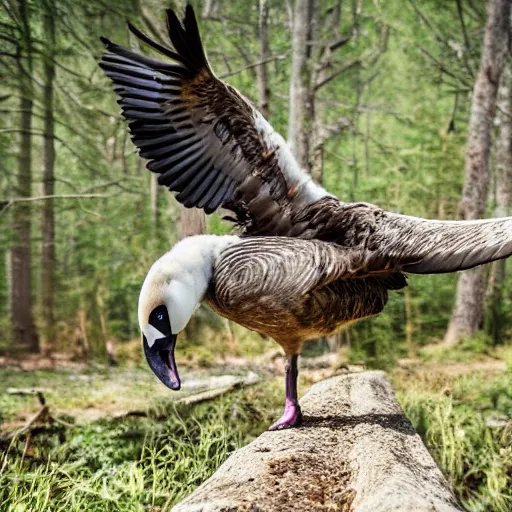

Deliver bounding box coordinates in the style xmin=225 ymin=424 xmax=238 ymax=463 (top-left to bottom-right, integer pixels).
xmin=6 ymin=387 xmax=47 ymax=405
xmin=176 ymin=383 xmax=247 ymax=407
xmin=0 ymin=406 xmax=50 ymax=443
xmin=114 ymin=372 xmax=260 ymax=419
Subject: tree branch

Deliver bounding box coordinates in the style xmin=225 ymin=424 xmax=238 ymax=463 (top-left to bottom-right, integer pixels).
xmin=314 ymin=58 xmax=360 ymax=91
xmin=219 ymin=54 xmax=287 ymax=79
xmin=0 ymin=193 xmax=114 ymax=216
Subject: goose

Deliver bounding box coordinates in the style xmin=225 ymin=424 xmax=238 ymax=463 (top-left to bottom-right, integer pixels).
xmin=101 ymin=5 xmax=512 ymax=430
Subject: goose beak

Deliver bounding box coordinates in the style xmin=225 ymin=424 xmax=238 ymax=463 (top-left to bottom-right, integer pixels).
xmin=143 ymin=334 xmax=181 ymax=390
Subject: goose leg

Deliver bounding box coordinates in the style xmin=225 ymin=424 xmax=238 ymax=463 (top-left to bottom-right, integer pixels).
xmin=269 ymin=354 xmax=302 ymax=430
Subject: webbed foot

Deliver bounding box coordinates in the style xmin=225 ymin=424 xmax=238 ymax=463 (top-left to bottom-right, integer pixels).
xmin=268 ymin=400 xmax=303 ymax=431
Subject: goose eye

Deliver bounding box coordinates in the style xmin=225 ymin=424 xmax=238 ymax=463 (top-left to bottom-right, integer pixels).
xmin=149 ymin=305 xmax=172 ymax=336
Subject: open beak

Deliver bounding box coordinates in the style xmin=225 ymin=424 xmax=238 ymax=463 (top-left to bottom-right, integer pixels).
xmin=143 ymin=334 xmax=181 ymax=390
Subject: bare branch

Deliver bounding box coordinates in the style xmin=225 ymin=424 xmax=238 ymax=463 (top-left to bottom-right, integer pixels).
xmin=419 ymin=47 xmax=472 ymax=88
xmin=0 ymin=193 xmax=113 ymax=217
xmin=314 ymin=58 xmax=360 ymax=91
xmin=219 ymin=54 xmax=287 ymax=79
xmin=329 ymin=36 xmax=351 ymax=52
xmin=0 ymin=128 xmax=101 ymax=174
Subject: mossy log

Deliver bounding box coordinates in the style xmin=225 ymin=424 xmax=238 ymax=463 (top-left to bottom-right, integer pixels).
xmin=172 ymin=371 xmax=464 ymax=512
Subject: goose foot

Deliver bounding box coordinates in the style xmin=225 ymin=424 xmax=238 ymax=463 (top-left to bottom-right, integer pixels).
xmin=268 ymin=400 xmax=303 ymax=430
xmin=268 ymin=353 xmax=302 ymax=430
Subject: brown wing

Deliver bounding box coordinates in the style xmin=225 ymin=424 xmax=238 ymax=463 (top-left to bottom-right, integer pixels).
xmin=99 ymin=5 xmax=327 ymax=231
xmin=288 ymin=198 xmax=512 ymax=275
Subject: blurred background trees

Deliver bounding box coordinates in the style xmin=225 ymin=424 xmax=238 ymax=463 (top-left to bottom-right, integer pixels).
xmin=0 ymin=0 xmax=511 ymax=365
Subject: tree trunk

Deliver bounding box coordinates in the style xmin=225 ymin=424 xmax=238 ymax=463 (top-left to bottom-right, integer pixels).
xmin=310 ymin=0 xmax=343 ymax=184
xmin=287 ymin=0 xmax=314 ymax=169
xmin=444 ymin=0 xmax=511 ymax=346
xmin=487 ymin=56 xmax=512 ymax=344
xmin=10 ymin=0 xmax=38 ymax=352
xmin=179 ymin=206 xmax=206 ymax=340
xmin=41 ymin=0 xmax=57 ymax=353
xmin=178 ymin=207 xmax=206 ymax=239
xmin=150 ymin=174 xmax=160 ymax=230
xmin=405 ymin=286 xmax=415 ymax=358
xmin=172 ymin=372 xmax=463 ymax=512
xmin=256 ymin=0 xmax=270 ymax=118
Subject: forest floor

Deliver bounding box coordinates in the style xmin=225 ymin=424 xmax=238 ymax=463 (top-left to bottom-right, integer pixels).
xmin=1 ymin=345 xmax=511 ymax=512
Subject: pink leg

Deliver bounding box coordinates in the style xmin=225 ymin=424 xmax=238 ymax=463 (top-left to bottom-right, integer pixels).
xmin=269 ymin=355 xmax=302 ymax=431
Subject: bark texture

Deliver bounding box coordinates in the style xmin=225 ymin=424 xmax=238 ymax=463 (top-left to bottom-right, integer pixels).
xmin=488 ymin=56 xmax=512 ymax=344
xmin=257 ymin=0 xmax=270 ymax=118
xmin=172 ymin=372 xmax=463 ymax=512
xmin=287 ymin=0 xmax=314 ymax=169
xmin=179 ymin=207 xmax=206 ymax=239
xmin=150 ymin=174 xmax=160 ymax=230
xmin=445 ymin=0 xmax=511 ymax=345
xmin=10 ymin=0 xmax=38 ymax=351
xmin=41 ymin=1 xmax=56 ymax=351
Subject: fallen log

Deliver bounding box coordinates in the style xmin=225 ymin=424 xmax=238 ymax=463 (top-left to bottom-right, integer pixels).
xmin=172 ymin=371 xmax=464 ymax=512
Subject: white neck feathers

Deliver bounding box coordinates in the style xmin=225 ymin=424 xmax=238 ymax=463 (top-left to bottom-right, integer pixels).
xmin=138 ymin=235 xmax=239 ymax=345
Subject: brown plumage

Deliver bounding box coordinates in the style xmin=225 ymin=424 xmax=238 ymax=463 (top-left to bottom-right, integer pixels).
xmin=99 ymin=5 xmax=512 ymax=278
xmin=103 ymin=6 xmax=512 ymax=430
xmin=206 ymin=237 xmax=392 ymax=356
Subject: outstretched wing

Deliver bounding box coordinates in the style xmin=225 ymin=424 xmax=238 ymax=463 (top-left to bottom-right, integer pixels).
xmin=293 ymin=199 xmax=512 ymax=275
xmin=373 ymin=211 xmax=512 ymax=274
xmin=99 ymin=5 xmax=327 ymax=228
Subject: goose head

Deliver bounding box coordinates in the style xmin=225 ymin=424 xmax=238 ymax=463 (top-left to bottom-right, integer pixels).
xmin=138 ymin=235 xmax=239 ymax=391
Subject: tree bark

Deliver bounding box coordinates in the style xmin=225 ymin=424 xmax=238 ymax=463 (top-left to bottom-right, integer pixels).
xmin=10 ymin=0 xmax=38 ymax=351
xmin=41 ymin=0 xmax=57 ymax=352
xmin=287 ymin=0 xmax=315 ymax=169
xmin=256 ymin=0 xmax=270 ymax=118
xmin=487 ymin=55 xmax=512 ymax=344
xmin=150 ymin=174 xmax=160 ymax=230
xmin=444 ymin=0 xmax=511 ymax=346
xmin=172 ymin=372 xmax=463 ymax=512
xmin=178 ymin=207 xmax=206 ymax=239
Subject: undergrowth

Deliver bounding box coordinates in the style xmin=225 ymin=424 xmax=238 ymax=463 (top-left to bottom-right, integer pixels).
xmin=396 ymin=365 xmax=512 ymax=512
xmin=1 ymin=352 xmax=512 ymax=512
xmin=0 ymin=383 xmax=282 ymax=512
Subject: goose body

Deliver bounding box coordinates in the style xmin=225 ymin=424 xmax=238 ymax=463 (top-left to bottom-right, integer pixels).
xmin=207 ymin=237 xmax=394 ymax=355
xmin=101 ymin=6 xmax=512 ymax=429
xmin=139 ymin=234 xmax=395 ymax=429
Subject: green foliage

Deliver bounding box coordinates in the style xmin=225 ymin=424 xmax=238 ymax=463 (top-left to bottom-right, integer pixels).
xmin=398 ymin=367 xmax=512 ymax=512
xmin=2 ymin=361 xmax=512 ymax=512
xmin=1 ymin=0 xmax=511 ymax=357
xmin=0 ymin=379 xmax=282 ymax=511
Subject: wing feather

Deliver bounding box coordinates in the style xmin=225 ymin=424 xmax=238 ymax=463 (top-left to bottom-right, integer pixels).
xmin=297 ymin=199 xmax=512 ymax=275
xmin=100 ymin=5 xmax=328 ymax=235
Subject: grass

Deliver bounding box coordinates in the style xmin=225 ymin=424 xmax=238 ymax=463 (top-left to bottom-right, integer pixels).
xmin=1 ymin=347 xmax=512 ymax=511
xmin=392 ymin=348 xmax=512 ymax=512
xmin=1 ymin=379 xmax=283 ymax=511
